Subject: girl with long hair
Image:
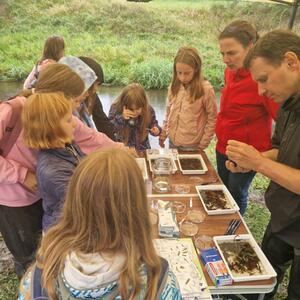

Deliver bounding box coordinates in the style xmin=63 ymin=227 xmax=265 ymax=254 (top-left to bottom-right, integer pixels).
xmin=19 ymin=149 xmax=182 ymax=300
xmin=23 ymin=35 xmax=65 ymax=89
xmin=22 ymin=92 xmax=84 ymax=231
xmin=77 ymin=56 xmax=116 ymax=140
xmin=0 ymin=63 xmax=122 ymax=277
xmin=159 ymin=46 xmax=217 ymax=150
xmin=109 ymin=83 xmax=161 ymax=150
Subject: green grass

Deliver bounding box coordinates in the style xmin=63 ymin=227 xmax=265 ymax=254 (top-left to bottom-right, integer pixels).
xmin=0 ymin=0 xmax=293 ymax=298
xmin=0 ymin=272 xmax=18 ymax=300
xmin=0 ymin=0 xmax=295 ymax=88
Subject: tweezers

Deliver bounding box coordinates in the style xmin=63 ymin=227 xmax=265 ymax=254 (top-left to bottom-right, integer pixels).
xmin=225 ymin=219 xmax=241 ymax=235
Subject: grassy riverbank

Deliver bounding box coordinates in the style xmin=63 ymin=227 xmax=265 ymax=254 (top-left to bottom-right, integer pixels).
xmin=0 ymin=0 xmax=292 ymax=298
xmin=0 ymin=0 xmax=296 ymax=88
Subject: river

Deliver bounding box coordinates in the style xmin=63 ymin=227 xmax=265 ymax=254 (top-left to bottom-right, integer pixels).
xmin=0 ymin=82 xmax=169 ymax=148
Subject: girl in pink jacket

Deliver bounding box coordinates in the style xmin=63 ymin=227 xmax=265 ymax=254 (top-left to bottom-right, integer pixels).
xmin=0 ymin=63 xmax=121 ymax=278
xmin=23 ymin=35 xmax=65 ymax=89
xmin=159 ymin=47 xmax=217 ymax=150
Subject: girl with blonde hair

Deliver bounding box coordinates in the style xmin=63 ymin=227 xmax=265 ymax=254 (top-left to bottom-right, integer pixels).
xmin=18 ymin=148 xmax=182 ymax=300
xmin=0 ymin=63 xmax=121 ymax=277
xmin=159 ymin=46 xmax=217 ymax=150
xmin=23 ymin=35 xmax=65 ymax=89
xmin=22 ymin=92 xmax=85 ymax=230
xmin=109 ymin=83 xmax=161 ymax=150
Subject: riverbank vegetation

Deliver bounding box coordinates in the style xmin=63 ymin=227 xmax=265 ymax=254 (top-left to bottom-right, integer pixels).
xmin=0 ymin=0 xmax=293 ymax=298
xmin=0 ymin=0 xmax=296 ymax=88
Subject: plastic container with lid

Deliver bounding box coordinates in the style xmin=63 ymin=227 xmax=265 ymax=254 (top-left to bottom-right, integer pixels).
xmin=152 ymin=157 xmax=172 ymax=193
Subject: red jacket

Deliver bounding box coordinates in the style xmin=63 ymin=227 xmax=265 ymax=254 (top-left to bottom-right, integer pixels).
xmin=216 ymin=68 xmax=279 ymax=155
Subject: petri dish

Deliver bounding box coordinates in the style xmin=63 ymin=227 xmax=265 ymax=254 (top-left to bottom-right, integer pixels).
xmin=180 ymin=221 xmax=198 ymax=236
xmin=189 ymin=176 xmax=205 ymax=184
xmin=187 ymin=210 xmax=205 ymax=223
xmin=174 ymin=184 xmax=190 ymax=194
xmin=171 ymin=201 xmax=186 ymax=214
xmin=194 ymin=235 xmax=213 ymax=250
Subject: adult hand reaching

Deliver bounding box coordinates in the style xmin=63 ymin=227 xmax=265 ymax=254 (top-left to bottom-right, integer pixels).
xmin=225 ymin=160 xmax=251 ymax=173
xmin=226 ymin=140 xmax=263 ymax=172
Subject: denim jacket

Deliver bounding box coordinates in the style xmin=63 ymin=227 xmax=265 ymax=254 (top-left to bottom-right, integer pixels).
xmin=37 ymin=144 xmax=84 ymax=230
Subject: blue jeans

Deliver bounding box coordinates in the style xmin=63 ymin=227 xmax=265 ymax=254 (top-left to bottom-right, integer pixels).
xmin=216 ymin=151 xmax=256 ymax=215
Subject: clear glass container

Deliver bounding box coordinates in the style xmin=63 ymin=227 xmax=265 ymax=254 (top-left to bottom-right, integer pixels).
xmin=152 ymin=157 xmax=172 ymax=193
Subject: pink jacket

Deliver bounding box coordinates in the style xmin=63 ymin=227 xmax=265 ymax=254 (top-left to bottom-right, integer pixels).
xmin=23 ymin=59 xmax=56 ymax=89
xmin=0 ymin=97 xmax=121 ymax=207
xmin=162 ymin=81 xmax=217 ymax=149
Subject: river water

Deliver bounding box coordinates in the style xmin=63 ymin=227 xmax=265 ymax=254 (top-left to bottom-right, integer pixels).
xmin=0 ymin=82 xmax=169 ymax=148
xmin=0 ymin=81 xmax=221 ymax=148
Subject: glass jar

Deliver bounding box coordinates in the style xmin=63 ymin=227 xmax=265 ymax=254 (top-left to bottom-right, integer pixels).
xmin=152 ymin=157 xmax=172 ymax=193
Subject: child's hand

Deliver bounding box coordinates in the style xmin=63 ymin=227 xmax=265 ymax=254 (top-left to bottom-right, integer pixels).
xmin=122 ymin=107 xmax=136 ymax=120
xmin=150 ymin=126 xmax=160 ymax=136
xmin=23 ymin=170 xmax=38 ymax=192
xmin=159 ymin=131 xmax=167 ymax=148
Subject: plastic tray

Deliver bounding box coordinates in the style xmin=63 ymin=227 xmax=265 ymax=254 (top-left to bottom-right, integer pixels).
xmin=214 ymin=234 xmax=277 ymax=282
xmin=146 ymin=148 xmax=178 ymax=161
xmin=135 ymin=158 xmax=148 ymax=181
xmin=196 ymin=184 xmax=239 ymax=215
xmin=178 ymin=154 xmax=208 ymax=175
xmin=148 ymin=154 xmax=177 ymax=174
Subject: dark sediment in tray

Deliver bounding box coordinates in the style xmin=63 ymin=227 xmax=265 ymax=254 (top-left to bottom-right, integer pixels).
xmin=219 ymin=241 xmax=265 ymax=275
xmin=180 ymin=158 xmax=203 ymax=170
xmin=200 ymin=190 xmax=230 ymax=210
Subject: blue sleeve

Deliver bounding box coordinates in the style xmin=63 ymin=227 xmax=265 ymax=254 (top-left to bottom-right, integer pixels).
xmin=160 ymin=270 xmax=183 ymax=300
xmin=37 ymin=159 xmax=75 ymax=228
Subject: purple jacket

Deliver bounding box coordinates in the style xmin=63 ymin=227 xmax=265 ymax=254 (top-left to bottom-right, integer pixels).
xmin=108 ymin=104 xmax=161 ymax=150
xmin=37 ymin=144 xmax=84 ymax=230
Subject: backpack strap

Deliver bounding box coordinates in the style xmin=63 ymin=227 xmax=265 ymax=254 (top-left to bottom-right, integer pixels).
xmin=0 ymin=97 xmax=24 ymax=157
xmin=31 ymin=265 xmax=49 ymax=300
xmin=156 ymin=257 xmax=169 ymax=299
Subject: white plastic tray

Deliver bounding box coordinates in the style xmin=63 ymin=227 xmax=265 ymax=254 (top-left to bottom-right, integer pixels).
xmin=196 ymin=184 xmax=239 ymax=215
xmin=146 ymin=148 xmax=178 ymax=160
xmin=148 ymin=154 xmax=177 ymax=174
xmin=177 ymin=154 xmax=208 ymax=174
xmin=135 ymin=158 xmax=148 ymax=181
xmin=214 ymin=234 xmax=277 ymax=282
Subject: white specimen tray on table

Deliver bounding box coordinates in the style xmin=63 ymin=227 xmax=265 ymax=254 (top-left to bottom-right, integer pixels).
xmin=213 ymin=234 xmax=277 ymax=282
xmin=177 ymin=154 xmax=208 ymax=175
xmin=196 ymin=184 xmax=239 ymax=215
xmin=135 ymin=158 xmax=148 ymax=181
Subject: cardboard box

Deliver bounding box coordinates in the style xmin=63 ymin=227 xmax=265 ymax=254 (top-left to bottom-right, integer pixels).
xmin=200 ymin=248 xmax=232 ymax=287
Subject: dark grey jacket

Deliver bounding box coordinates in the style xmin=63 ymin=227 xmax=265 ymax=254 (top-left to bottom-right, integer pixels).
xmin=265 ymin=95 xmax=300 ymax=247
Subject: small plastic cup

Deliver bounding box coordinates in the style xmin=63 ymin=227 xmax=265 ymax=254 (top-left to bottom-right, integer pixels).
xmin=187 ymin=210 xmax=205 ymax=223
xmin=194 ymin=235 xmax=213 ymax=250
xmin=174 ymin=184 xmax=190 ymax=194
xmin=171 ymin=201 xmax=186 ymax=214
xmin=180 ymin=221 xmax=198 ymax=237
